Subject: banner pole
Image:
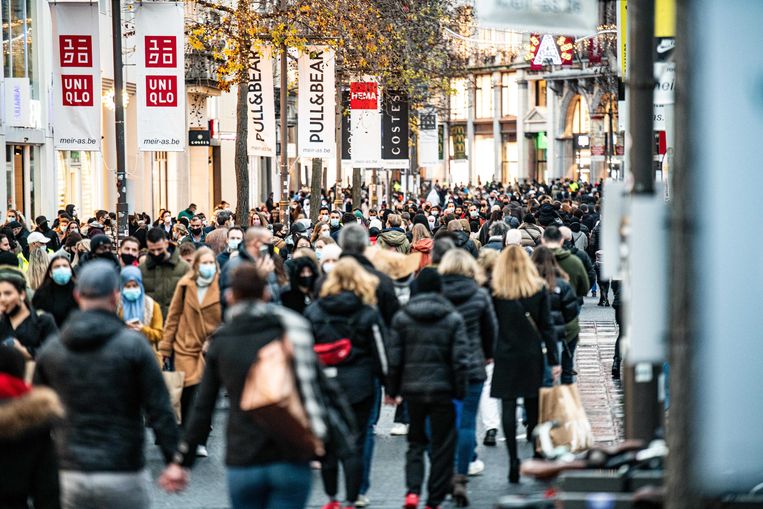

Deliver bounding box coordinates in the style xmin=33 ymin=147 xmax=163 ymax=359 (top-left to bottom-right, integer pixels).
xmin=112 ymin=0 xmax=128 ymax=241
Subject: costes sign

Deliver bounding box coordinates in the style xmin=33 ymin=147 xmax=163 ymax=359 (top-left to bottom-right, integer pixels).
xmin=247 ymin=46 xmax=276 ymax=157
xmin=136 ymin=2 xmax=185 ymax=151
xmin=381 ymin=91 xmax=409 ymax=169
xmin=50 ymin=1 xmax=101 ymax=151
xmin=298 ymin=46 xmax=335 ymax=157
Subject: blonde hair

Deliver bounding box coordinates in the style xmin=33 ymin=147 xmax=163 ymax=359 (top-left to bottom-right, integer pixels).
xmin=27 ymin=245 xmax=50 ymax=291
xmin=320 ymin=257 xmax=379 ymax=306
xmin=491 ymin=245 xmax=544 ymax=300
xmin=411 ymin=224 xmax=431 ymax=244
xmin=438 ymin=249 xmax=485 ymax=285
xmin=191 ymin=246 xmax=217 ymax=279
xmin=477 ymin=248 xmax=499 ymax=276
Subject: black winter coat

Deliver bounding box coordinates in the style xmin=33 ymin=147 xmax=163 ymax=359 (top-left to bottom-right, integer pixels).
xmin=549 ymin=277 xmax=581 ymax=343
xmin=453 ymin=231 xmax=479 ymax=258
xmin=0 ymin=386 xmax=63 ymax=509
xmin=32 ymin=281 xmax=78 ymax=328
xmin=340 ymin=253 xmax=400 ymax=326
xmin=441 ymin=274 xmax=498 ymax=383
xmin=304 ymin=291 xmax=388 ymax=404
xmin=0 ymin=311 xmax=57 ymax=360
xmin=34 ymin=310 xmax=179 ymax=472
xmin=491 ymin=289 xmax=559 ymax=399
xmin=567 ymin=243 xmax=596 ymax=291
xmin=388 ymin=293 xmax=470 ymax=402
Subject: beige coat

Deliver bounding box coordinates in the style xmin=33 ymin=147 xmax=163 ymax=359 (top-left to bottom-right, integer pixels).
xmin=159 ymin=273 xmax=222 ymax=386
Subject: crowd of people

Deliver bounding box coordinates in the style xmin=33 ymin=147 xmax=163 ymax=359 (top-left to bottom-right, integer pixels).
xmin=0 ymin=177 xmax=620 ymax=509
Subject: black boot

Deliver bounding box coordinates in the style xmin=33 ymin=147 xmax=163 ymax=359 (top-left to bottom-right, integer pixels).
xmin=483 ymin=428 xmax=497 ymax=447
xmin=509 ymin=459 xmax=520 ymax=484
xmin=598 ymin=295 xmax=606 ymax=306
xmin=603 ymin=297 xmax=611 ymax=307
xmin=452 ymin=474 xmax=469 ymax=507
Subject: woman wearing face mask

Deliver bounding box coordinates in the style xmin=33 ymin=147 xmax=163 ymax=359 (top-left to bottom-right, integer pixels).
xmin=160 ymin=246 xmax=221 ymax=457
xmin=310 ymin=221 xmax=331 ymax=245
xmin=0 ymin=270 xmax=57 ymax=361
xmin=118 ymin=266 xmax=163 ymax=364
xmin=281 ymin=255 xmax=319 ymax=315
xmin=31 ymin=256 xmax=78 ymax=328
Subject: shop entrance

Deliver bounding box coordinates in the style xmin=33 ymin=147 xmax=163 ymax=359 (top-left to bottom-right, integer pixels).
xmin=3 ymin=145 xmax=33 ymax=220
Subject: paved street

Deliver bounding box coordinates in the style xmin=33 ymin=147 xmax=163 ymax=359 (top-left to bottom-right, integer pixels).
xmin=146 ymin=297 xmax=623 ymax=508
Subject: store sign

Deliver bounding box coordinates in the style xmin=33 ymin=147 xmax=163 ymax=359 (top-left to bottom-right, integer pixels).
xmin=298 ymin=46 xmax=335 ymax=157
xmin=5 ymin=78 xmax=31 ymax=127
xmin=474 ymin=0 xmax=597 ymax=36
xmin=350 ymin=81 xmax=381 ymax=168
xmin=51 ymin=1 xmax=101 ymax=150
xmin=451 ymin=125 xmax=467 ymax=161
xmin=417 ymin=110 xmax=439 ymax=167
xmin=654 ymin=38 xmax=675 ymax=105
xmin=136 ymin=2 xmax=185 ymax=151
xmin=617 ymin=0 xmax=628 ymax=77
xmin=247 ymin=46 xmax=276 ymax=156
xmin=340 ymin=89 xmax=352 ymax=161
xmin=528 ymin=34 xmax=574 ymax=70
xmin=188 ymin=130 xmax=210 ymax=146
xmin=381 ymin=91 xmax=409 ymax=169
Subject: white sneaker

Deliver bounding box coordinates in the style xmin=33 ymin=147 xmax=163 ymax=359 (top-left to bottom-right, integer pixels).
xmin=355 ymin=494 xmax=371 ymax=507
xmin=196 ymin=445 xmax=209 ymax=457
xmin=390 ymin=423 xmax=409 ymax=436
xmin=468 ymin=459 xmax=485 ymax=476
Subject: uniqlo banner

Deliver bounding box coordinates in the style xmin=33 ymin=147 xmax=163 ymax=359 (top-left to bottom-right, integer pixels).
xmin=51 ymin=1 xmax=101 ymax=151
xmin=298 ymin=46 xmax=335 ymax=157
xmin=350 ymin=81 xmax=381 ymax=168
xmin=417 ymin=110 xmax=438 ymax=167
xmin=247 ymin=46 xmax=276 ymax=156
xmin=136 ymin=2 xmax=185 ymax=151
xmin=381 ymin=90 xmax=409 ymax=169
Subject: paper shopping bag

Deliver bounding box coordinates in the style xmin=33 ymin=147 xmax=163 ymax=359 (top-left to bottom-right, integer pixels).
xmin=162 ymin=370 xmax=185 ymax=424
xmin=538 ymin=383 xmax=595 ymax=453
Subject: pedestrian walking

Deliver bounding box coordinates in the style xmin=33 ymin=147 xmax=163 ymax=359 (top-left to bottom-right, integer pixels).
xmin=439 ymin=249 xmax=498 ymax=506
xmin=160 ymin=246 xmax=221 ymax=457
xmin=140 ymin=227 xmax=190 ymax=317
xmin=159 ymin=262 xmax=328 ymax=509
xmin=33 ymin=261 xmax=179 ymax=509
xmin=25 ymin=232 xmax=51 ymax=290
xmin=0 ymin=270 xmax=57 ymax=361
xmin=117 ymin=266 xmax=163 ymax=364
xmin=0 ymin=345 xmax=63 ymax=509
xmin=304 ymin=257 xmax=389 ymax=509
xmin=281 ymin=256 xmax=319 ymax=315
xmin=387 ymin=270 xmax=470 ymax=509
xmin=31 ymin=255 xmax=78 ymax=328
xmin=490 ymin=246 xmax=560 ymax=484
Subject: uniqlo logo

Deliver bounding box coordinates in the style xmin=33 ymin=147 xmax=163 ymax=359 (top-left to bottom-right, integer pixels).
xmin=145 ymin=36 xmax=177 ymax=68
xmin=60 ymin=35 xmax=92 ymax=67
xmin=146 ymin=76 xmax=177 ymax=107
xmin=61 ymin=75 xmax=94 ymax=106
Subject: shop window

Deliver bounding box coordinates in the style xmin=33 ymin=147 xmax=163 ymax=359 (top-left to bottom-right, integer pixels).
xmin=3 ymin=0 xmax=38 ymax=98
xmin=475 ymin=74 xmax=493 ymax=119
xmin=535 ymin=80 xmax=547 ymax=107
xmin=501 ymin=73 xmax=518 ymax=117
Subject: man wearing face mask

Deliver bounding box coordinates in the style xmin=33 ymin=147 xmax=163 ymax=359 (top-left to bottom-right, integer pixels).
xmin=216 ymin=227 xmax=243 ymax=269
xmin=219 ymin=227 xmax=280 ymax=312
xmin=35 ymin=216 xmax=61 ymax=252
xmin=77 ymin=234 xmax=120 ymax=272
xmin=118 ymin=237 xmax=141 ymax=268
xmin=328 ymin=211 xmax=342 ymax=242
xmin=181 ymin=216 xmax=207 ymax=249
xmin=161 ymin=211 xmax=174 ymax=239
xmin=140 ymin=227 xmax=191 ymax=317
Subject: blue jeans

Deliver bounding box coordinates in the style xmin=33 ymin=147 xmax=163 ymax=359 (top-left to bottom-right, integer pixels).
xmin=360 ymin=379 xmax=382 ymax=495
xmin=227 ymin=462 xmax=311 ymax=509
xmin=453 ymin=382 xmax=484 ymax=475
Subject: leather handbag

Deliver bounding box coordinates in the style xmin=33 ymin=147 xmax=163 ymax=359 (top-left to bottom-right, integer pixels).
xmin=240 ymin=338 xmax=323 ymax=459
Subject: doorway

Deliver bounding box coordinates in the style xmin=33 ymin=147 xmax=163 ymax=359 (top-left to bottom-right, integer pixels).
xmin=3 ymin=145 xmax=32 ymax=220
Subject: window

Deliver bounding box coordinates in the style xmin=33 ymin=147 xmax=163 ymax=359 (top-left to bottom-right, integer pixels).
xmin=449 ymin=78 xmax=467 ymax=121
xmin=3 ymin=0 xmax=37 ymax=97
xmin=535 ymin=80 xmax=547 ymax=107
xmin=501 ymin=73 xmax=518 ymax=117
xmin=475 ymin=74 xmax=493 ymax=119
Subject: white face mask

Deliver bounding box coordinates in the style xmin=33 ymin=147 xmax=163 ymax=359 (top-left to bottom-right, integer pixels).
xmin=322 ymin=261 xmax=336 ymax=273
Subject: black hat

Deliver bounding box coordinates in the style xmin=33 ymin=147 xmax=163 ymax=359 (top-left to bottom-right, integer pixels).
xmin=35 ymin=216 xmax=49 ymax=227
xmin=0 ymin=251 xmax=18 ymax=267
xmin=6 ymin=221 xmax=22 ymax=230
xmin=570 ymin=222 xmax=581 ymax=233
xmin=90 ymin=234 xmax=112 ymax=253
xmin=411 ymin=267 xmax=442 ymax=296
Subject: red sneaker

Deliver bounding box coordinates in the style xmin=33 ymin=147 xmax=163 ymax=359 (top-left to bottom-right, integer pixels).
xmin=404 ymin=492 xmax=420 ymax=509
xmin=321 ymin=502 xmax=341 ymax=509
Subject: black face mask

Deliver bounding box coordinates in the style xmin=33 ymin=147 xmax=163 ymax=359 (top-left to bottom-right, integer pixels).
xmin=6 ymin=304 xmax=22 ymax=318
xmin=149 ymin=252 xmax=167 ymax=265
xmin=190 ymin=227 xmax=203 ymax=236
xmin=298 ymin=275 xmax=315 ymax=289
xmin=121 ymin=253 xmax=137 ymax=266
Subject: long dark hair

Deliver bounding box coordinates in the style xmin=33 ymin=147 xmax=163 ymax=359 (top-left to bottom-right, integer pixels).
xmin=531 ymin=246 xmax=568 ymax=290
xmin=38 ymin=255 xmax=76 ymax=292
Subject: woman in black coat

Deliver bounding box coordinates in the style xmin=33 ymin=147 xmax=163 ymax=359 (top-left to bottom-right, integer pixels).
xmin=0 ymin=345 xmax=63 ymax=509
xmin=31 ymin=256 xmax=78 ymax=328
xmin=490 ymin=246 xmax=560 ymax=484
xmin=0 ymin=270 xmax=58 ymax=361
xmin=304 ymin=257 xmax=388 ymax=509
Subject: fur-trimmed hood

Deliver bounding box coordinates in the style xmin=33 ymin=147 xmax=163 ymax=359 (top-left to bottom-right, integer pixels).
xmin=0 ymin=387 xmax=64 ymax=440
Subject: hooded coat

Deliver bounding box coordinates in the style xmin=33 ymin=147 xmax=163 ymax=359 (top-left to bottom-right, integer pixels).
xmin=281 ymin=256 xmax=319 ymax=315
xmin=376 ymin=228 xmax=411 ymax=254
xmin=139 ymin=248 xmax=190 ymax=317
xmin=33 ymin=309 xmax=178 ymax=472
xmin=452 ymin=230 xmax=479 ymax=258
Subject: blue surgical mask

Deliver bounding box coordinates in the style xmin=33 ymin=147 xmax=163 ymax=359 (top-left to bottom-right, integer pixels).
xmin=51 ymin=266 xmax=72 ymax=286
xmin=228 ymin=238 xmax=241 ymax=251
xmin=330 ymin=218 xmax=339 ymax=228
xmin=199 ymin=263 xmax=216 ymax=279
xmin=315 ymin=249 xmax=322 ymax=261
xmin=122 ymin=287 xmax=142 ymax=302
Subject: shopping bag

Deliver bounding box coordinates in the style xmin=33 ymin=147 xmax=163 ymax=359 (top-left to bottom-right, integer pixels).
xmin=240 ymin=338 xmax=323 ymax=459
xmin=162 ymin=370 xmax=185 ymax=424
xmin=538 ymin=383 xmax=594 ymax=453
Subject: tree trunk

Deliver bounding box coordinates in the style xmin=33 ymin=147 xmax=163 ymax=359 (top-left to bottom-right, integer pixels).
xmin=234 ymin=82 xmax=249 ymax=226
xmin=310 ymin=158 xmax=322 ymax=224
xmin=352 ymin=168 xmax=362 ymax=211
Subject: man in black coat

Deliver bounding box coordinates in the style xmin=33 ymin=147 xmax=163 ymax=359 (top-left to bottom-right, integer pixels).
xmin=34 ymin=261 xmax=179 ymax=509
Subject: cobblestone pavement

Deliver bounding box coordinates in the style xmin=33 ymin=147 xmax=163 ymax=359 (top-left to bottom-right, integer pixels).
xmin=147 ymin=296 xmax=622 ymax=508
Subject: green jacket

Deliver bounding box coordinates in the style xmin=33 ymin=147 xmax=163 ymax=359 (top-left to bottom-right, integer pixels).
xmin=178 ymin=208 xmax=195 ymax=222
xmin=376 ymin=228 xmax=411 ymax=254
xmin=139 ymin=249 xmax=190 ymax=319
xmin=553 ymin=248 xmax=589 ymax=305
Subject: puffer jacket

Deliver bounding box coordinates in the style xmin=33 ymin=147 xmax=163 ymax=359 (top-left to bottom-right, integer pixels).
xmin=549 ymin=277 xmax=580 ymax=342
xmin=388 ymin=293 xmax=470 ymax=402
xmin=140 ymin=249 xmax=190 ymax=317
xmin=518 ymin=222 xmax=543 ymax=248
xmin=34 ymin=310 xmax=179 ymax=472
xmin=376 ymin=228 xmax=411 ymax=254
xmin=440 ymin=274 xmax=498 ymax=383
xmin=453 ymin=231 xmax=478 ymax=258
xmin=304 ymin=291 xmax=388 ymax=404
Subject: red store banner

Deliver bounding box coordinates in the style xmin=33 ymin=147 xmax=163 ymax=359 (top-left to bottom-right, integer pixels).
xmin=51 ymin=1 xmax=101 ymax=151
xmin=136 ymin=2 xmax=185 ymax=151
xmin=527 ymin=34 xmax=575 ymax=70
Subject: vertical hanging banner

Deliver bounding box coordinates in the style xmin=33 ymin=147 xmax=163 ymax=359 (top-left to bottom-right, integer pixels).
xmin=50 ymin=1 xmax=101 ymax=151
xmin=298 ymin=46 xmax=335 ymax=157
xmin=381 ymin=90 xmax=409 ymax=169
xmin=340 ymin=89 xmax=352 ymax=162
xmin=136 ymin=2 xmax=185 ymax=151
xmin=247 ymin=46 xmax=276 ymax=156
xmin=350 ymin=81 xmax=381 ymax=168
xmin=417 ymin=109 xmax=438 ymax=167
